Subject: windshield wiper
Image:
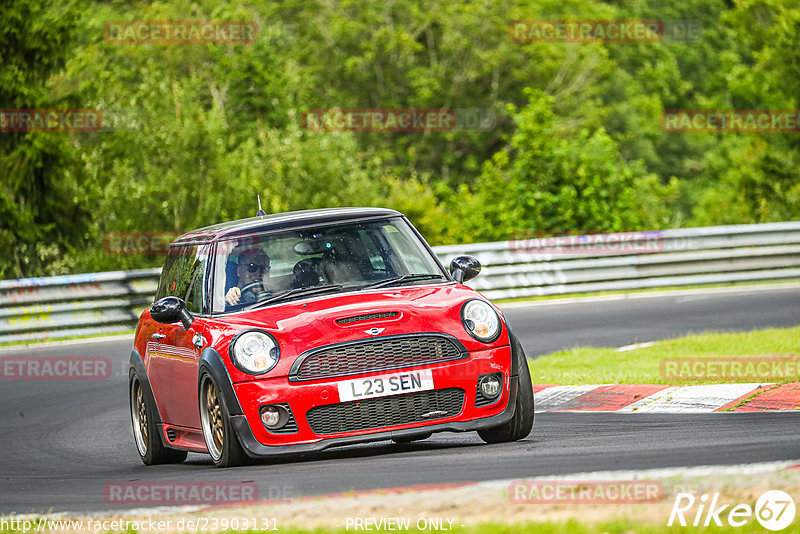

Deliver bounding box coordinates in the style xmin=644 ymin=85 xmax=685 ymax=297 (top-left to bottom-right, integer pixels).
xmin=360 ymin=273 xmax=445 ymax=290
xmin=243 ymin=284 xmax=343 ymax=310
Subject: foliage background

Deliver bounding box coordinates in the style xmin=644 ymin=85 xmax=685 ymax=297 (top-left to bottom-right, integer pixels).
xmin=1 ymin=0 xmax=798 ymax=278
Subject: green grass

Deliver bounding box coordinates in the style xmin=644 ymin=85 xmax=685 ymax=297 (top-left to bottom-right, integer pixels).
xmin=251 ymin=521 xmax=796 ymax=534
xmin=528 ymin=326 xmax=800 ymax=385
xmin=3 ymin=519 xmax=796 ymax=534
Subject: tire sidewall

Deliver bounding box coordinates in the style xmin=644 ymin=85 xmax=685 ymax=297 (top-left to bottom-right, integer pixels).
xmin=200 ymin=373 xmax=247 ymax=468
xmin=477 ymin=332 xmax=534 ymax=443
xmin=129 ymin=376 xmax=148 ymax=460
xmin=129 ymin=375 xmax=161 ymax=464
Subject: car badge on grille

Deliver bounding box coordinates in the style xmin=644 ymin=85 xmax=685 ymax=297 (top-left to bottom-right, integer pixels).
xmin=364 ymin=327 xmax=385 ymax=336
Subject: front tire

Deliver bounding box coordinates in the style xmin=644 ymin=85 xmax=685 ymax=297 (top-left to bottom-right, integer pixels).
xmin=477 ymin=346 xmax=534 ymax=444
xmin=130 ymin=376 xmax=187 ymax=465
xmin=200 ymin=374 xmax=248 ymax=468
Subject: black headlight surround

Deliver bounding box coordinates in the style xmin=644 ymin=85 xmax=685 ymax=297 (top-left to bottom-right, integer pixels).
xmin=460 ymin=298 xmax=503 ymax=344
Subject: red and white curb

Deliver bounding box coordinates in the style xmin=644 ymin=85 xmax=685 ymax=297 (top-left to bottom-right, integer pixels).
xmin=534 ymin=383 xmax=800 ymax=413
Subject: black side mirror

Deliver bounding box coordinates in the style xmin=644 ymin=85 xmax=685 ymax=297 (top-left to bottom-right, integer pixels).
xmin=150 ymin=297 xmax=194 ymax=330
xmin=449 ymin=255 xmax=481 ymax=283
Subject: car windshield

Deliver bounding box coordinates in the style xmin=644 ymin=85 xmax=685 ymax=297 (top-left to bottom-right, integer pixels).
xmin=211 ymin=217 xmax=445 ymax=313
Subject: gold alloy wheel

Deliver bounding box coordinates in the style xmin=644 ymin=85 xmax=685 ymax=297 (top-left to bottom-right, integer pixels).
xmin=136 ymin=384 xmax=148 ymax=445
xmin=131 ymin=380 xmax=148 ymax=456
xmin=204 ymin=380 xmax=224 ymax=456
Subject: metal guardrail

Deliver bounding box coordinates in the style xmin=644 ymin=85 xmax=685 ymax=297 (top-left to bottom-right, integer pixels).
xmin=1 ymin=222 xmax=799 ymax=343
xmin=0 ymin=270 xmax=159 ymax=343
xmin=436 ymin=221 xmax=800 ymax=300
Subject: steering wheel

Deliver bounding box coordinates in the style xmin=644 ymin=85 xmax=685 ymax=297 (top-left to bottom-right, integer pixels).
xmin=239 ymin=280 xmax=264 ymax=302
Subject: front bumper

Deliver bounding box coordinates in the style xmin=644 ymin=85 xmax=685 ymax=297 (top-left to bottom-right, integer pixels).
xmin=229 ymin=345 xmax=515 ymax=458
xmin=232 ymin=376 xmax=518 ymax=458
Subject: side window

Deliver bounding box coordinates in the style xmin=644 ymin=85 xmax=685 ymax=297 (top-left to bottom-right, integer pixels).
xmin=382 ymin=224 xmax=430 ymax=273
xmin=184 ymin=268 xmax=204 ymax=314
xmin=155 ymin=245 xmax=206 ymax=314
xmin=155 ymin=249 xmax=182 ymax=301
xmin=174 ymin=245 xmax=200 ymax=300
xmin=184 ymin=245 xmax=210 ymax=314
xmin=359 ymin=230 xmax=387 ymax=272
xmin=262 ymin=236 xmax=297 ymax=277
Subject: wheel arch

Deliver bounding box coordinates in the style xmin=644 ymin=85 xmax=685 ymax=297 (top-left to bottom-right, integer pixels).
xmin=197 ymin=347 xmax=243 ymax=416
xmin=128 ymin=349 xmax=169 ymax=448
xmin=506 ymin=324 xmax=527 ymax=378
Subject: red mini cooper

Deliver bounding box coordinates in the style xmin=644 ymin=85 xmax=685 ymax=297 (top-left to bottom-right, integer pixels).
xmin=129 ymin=208 xmax=533 ymax=467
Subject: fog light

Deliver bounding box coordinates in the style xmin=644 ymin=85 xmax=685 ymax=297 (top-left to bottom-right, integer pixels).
xmin=479 ymin=375 xmax=502 ymax=399
xmin=260 ymin=406 xmax=283 ymax=429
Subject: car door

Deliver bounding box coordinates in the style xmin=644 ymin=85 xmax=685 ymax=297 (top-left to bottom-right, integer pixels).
xmin=147 ymin=243 xmax=209 ymax=429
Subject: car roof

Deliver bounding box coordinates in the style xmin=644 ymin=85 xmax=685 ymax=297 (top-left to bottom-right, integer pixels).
xmin=172 ymin=207 xmax=403 ymax=245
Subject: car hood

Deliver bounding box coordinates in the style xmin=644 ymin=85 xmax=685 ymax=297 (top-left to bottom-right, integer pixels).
xmin=207 ymin=283 xmax=507 ymax=374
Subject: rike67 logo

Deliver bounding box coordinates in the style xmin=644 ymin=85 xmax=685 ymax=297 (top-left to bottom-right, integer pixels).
xmin=669 ymin=490 xmax=796 ymax=531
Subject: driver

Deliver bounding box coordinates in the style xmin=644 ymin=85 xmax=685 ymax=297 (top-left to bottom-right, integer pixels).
xmin=225 ymin=249 xmax=271 ymax=306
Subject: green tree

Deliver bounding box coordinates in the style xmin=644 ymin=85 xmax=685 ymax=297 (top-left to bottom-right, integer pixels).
xmin=0 ymin=1 xmax=86 ymax=278
xmin=447 ymin=89 xmax=677 ymax=243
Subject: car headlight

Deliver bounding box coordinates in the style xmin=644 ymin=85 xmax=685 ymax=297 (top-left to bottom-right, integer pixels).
xmin=230 ymin=330 xmax=279 ymax=374
xmin=461 ymin=299 xmax=502 ymax=343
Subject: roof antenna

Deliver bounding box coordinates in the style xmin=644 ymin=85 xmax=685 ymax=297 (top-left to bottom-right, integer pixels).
xmin=256 ymin=195 xmax=266 ymax=217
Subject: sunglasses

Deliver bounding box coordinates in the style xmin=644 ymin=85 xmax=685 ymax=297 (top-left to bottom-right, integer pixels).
xmin=243 ymin=263 xmax=269 ymax=273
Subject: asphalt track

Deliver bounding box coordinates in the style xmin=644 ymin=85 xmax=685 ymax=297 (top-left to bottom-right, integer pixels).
xmin=1 ymin=285 xmax=799 ymax=513
xmin=503 ymin=285 xmax=800 ymax=356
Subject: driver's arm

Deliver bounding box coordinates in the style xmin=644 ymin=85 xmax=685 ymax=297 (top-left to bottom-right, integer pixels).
xmin=225 ymin=286 xmax=241 ymax=306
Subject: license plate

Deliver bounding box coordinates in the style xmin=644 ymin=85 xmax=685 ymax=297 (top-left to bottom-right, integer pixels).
xmin=338 ymin=369 xmax=434 ymax=402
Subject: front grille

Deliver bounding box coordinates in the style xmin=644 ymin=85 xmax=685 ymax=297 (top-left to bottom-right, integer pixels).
xmin=336 ymin=312 xmax=399 ymax=324
xmin=291 ymin=334 xmax=465 ymax=381
xmin=306 ymin=388 xmax=465 ymax=435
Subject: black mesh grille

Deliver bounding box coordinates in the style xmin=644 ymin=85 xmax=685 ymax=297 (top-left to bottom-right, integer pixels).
xmin=306 ymin=388 xmax=465 ymax=435
xmin=293 ymin=335 xmax=464 ymax=381
xmin=336 ymin=312 xmax=399 ymax=324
